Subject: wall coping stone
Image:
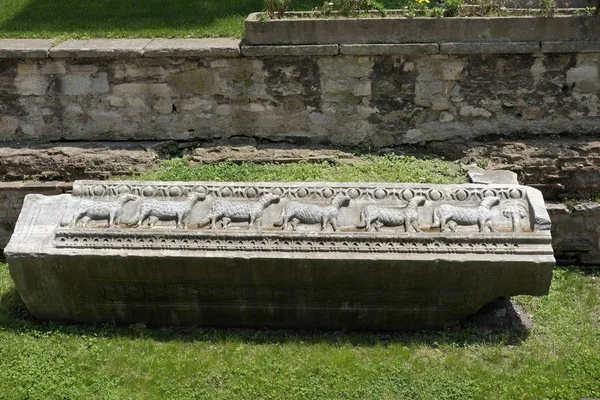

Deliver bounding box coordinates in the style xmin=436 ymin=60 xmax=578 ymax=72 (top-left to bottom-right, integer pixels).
xmin=1 ymin=38 xmax=600 ymax=59
xmin=0 ymin=39 xmax=54 ymax=58
xmin=541 ymin=40 xmax=600 ymax=53
xmin=340 ymin=43 xmax=439 ymax=55
xmin=49 ymin=39 xmax=154 ymax=59
xmin=144 ymin=38 xmax=240 ymax=58
xmin=241 ymin=44 xmax=339 ymax=57
xmin=440 ymin=41 xmax=541 ymax=54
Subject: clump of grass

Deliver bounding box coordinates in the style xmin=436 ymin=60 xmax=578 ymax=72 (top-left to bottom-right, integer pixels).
xmin=137 ymin=154 xmax=466 ymax=184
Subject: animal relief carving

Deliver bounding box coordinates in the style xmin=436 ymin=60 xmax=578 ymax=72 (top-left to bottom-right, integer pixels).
xmin=198 ymin=193 xmax=280 ymax=230
xmin=431 ymin=196 xmax=500 ymax=233
xmin=67 ymin=194 xmax=138 ymax=228
xmin=135 ymin=192 xmax=205 ymax=229
xmin=358 ymin=196 xmax=426 ymax=232
xmin=274 ymin=194 xmax=351 ymax=232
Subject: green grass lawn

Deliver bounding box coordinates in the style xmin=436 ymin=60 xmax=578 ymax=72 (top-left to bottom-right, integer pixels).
xmin=137 ymin=154 xmax=466 ymax=184
xmin=0 ymin=0 xmax=408 ymax=40
xmin=1 ymin=263 xmax=599 ymax=399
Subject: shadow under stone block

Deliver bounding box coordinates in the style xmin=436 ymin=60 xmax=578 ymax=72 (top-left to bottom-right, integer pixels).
xmin=5 ymin=180 xmax=554 ymax=330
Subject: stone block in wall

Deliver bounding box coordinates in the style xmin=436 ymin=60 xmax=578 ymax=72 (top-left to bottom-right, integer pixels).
xmin=548 ymin=202 xmax=600 ymax=265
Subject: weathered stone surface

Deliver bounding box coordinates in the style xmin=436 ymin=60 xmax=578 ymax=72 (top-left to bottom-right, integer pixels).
xmin=6 ymin=180 xmax=554 ymax=329
xmin=340 ymin=43 xmax=439 ymax=55
xmin=50 ymin=39 xmax=153 ymax=59
xmin=440 ymin=42 xmax=541 ymax=54
xmin=542 ymin=41 xmax=600 ymax=53
xmin=548 ymin=202 xmax=600 ymax=265
xmin=0 ymin=182 xmax=71 ymax=254
xmin=191 ymin=142 xmax=357 ymax=164
xmin=144 ymin=38 xmax=240 ymax=58
xmin=0 ymin=39 xmax=53 ymax=59
xmin=241 ymin=44 xmax=339 ymax=57
xmin=245 ymin=12 xmax=600 ymax=45
xmin=0 ymin=142 xmax=161 ymax=181
xmin=468 ymin=167 xmax=520 ymax=185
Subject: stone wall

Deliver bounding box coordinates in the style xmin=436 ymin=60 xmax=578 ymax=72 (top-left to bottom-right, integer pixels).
xmin=1 ymin=39 xmax=599 ymax=147
xmin=0 ymin=182 xmax=72 ymax=255
xmin=548 ymin=202 xmax=600 ymax=265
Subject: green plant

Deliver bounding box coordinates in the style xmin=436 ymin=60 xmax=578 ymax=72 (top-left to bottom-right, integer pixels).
xmin=264 ymin=0 xmax=291 ymax=19
xmin=539 ymin=0 xmax=557 ymax=16
xmin=586 ymin=0 xmax=600 ymax=14
xmin=315 ymin=0 xmax=387 ymax=18
xmin=428 ymin=5 xmax=445 ymax=17
xmin=442 ymin=0 xmax=463 ymax=17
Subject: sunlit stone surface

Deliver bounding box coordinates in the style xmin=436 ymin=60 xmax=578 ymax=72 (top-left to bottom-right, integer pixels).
xmin=5 ymin=180 xmax=554 ymax=329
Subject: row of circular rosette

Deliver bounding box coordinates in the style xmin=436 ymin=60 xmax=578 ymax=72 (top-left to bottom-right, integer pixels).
xmin=75 ymin=185 xmax=527 ymax=202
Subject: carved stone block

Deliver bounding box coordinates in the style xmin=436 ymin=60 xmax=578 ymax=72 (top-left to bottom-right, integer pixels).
xmin=5 ymin=180 xmax=555 ymax=330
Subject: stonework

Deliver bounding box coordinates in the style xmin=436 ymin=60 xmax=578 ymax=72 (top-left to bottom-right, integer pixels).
xmin=0 ymin=42 xmax=598 ymax=150
xmin=548 ymin=202 xmax=600 ymax=265
xmin=5 ymin=180 xmax=554 ymax=329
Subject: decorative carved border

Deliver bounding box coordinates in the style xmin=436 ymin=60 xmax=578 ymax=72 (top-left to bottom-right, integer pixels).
xmin=54 ymin=229 xmax=551 ymax=255
xmin=72 ymin=181 xmax=528 ymax=203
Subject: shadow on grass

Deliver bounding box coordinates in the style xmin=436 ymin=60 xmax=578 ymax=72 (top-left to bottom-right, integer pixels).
xmin=0 ymin=284 xmax=529 ymax=347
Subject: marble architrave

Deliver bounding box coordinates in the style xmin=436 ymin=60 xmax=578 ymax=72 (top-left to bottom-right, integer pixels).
xmin=5 ymin=180 xmax=554 ymax=330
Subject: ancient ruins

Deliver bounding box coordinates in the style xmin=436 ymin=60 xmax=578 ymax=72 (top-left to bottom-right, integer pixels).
xmin=5 ymin=180 xmax=554 ymax=329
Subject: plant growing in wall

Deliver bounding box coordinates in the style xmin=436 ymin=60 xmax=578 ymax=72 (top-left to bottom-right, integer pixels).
xmin=264 ymin=0 xmax=291 ymax=19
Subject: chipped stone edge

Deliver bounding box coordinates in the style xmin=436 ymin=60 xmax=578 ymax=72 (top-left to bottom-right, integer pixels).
xmin=526 ymin=187 xmax=552 ymax=231
xmin=2 ymin=38 xmax=598 ymax=59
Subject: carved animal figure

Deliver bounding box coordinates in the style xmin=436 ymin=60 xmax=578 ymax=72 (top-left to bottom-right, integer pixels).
xmin=274 ymin=195 xmax=351 ymax=232
xmin=358 ymin=196 xmax=426 ymax=232
xmin=69 ymin=194 xmax=138 ymax=228
xmin=135 ymin=192 xmax=205 ymax=229
xmin=198 ymin=193 xmax=280 ymax=230
xmin=431 ymin=196 xmax=500 ymax=233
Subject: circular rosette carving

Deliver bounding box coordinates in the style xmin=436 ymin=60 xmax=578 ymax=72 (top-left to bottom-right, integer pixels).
xmin=482 ymin=189 xmax=498 ymax=198
xmin=142 ymin=186 xmax=156 ymax=197
xmin=168 ymin=186 xmax=183 ymax=198
xmin=92 ymin=185 xmax=106 ymax=197
xmin=372 ymin=189 xmax=387 ymax=200
xmin=296 ymin=187 xmax=310 ymax=199
xmin=427 ymin=189 xmax=443 ymax=201
xmin=245 ymin=187 xmax=259 ymax=199
xmin=346 ymin=188 xmax=360 ymax=200
xmin=509 ymin=188 xmax=524 ymax=199
xmin=401 ymin=189 xmax=415 ymax=201
xmin=220 ymin=187 xmax=233 ymax=198
xmin=321 ymin=188 xmax=334 ymax=199
xmin=453 ymin=189 xmax=469 ymax=201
